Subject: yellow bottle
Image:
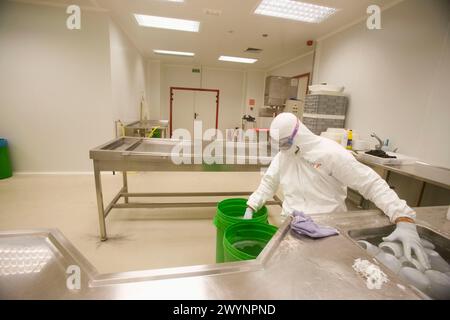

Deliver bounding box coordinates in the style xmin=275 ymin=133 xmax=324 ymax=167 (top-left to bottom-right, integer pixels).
xmin=346 ymin=129 xmax=353 ymax=150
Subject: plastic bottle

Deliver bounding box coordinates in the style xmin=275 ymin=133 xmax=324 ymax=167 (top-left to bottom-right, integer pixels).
xmin=341 ymin=131 xmax=348 ymax=148
xmin=346 ymin=130 xmax=353 ymax=150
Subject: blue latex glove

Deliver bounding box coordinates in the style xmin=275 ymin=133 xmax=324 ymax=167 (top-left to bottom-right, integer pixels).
xmin=382 ymin=222 xmax=430 ymax=270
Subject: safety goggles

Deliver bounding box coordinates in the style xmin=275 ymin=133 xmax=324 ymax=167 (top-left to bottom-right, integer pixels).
xmin=273 ymin=120 xmax=300 ymax=151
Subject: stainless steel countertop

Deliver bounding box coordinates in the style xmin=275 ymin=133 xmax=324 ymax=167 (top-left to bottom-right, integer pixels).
xmin=125 ymin=120 xmax=169 ymax=129
xmin=89 ymin=137 xmax=274 ymax=171
xmin=356 ymin=155 xmax=450 ymax=190
xmin=2 ymin=206 xmax=448 ymax=300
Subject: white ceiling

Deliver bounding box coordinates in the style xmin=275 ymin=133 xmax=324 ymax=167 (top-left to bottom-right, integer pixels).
xmin=12 ymin=0 xmax=400 ymax=69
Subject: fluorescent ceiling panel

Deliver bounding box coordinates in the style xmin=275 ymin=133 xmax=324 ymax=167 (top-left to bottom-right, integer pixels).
xmin=134 ymin=14 xmax=200 ymax=32
xmin=218 ymin=56 xmax=258 ymax=64
xmin=153 ymin=50 xmax=195 ymax=57
xmin=254 ymin=0 xmax=337 ymax=23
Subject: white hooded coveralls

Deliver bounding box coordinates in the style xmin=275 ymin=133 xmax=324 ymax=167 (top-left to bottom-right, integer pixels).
xmin=247 ymin=120 xmax=415 ymax=223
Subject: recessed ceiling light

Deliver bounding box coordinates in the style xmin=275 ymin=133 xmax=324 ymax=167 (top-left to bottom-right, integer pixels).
xmin=254 ymin=0 xmax=337 ymax=23
xmin=218 ymin=56 xmax=258 ymax=64
xmin=134 ymin=14 xmax=200 ymax=32
xmin=153 ymin=50 xmax=195 ymax=57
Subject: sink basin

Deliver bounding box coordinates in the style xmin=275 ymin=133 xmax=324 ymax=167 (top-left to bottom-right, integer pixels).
xmin=357 ymin=152 xmax=417 ymax=165
xmin=348 ymin=225 xmax=450 ymax=261
xmin=348 ymin=225 xmax=450 ymax=299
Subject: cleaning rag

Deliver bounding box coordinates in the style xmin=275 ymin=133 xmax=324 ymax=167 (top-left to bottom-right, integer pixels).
xmin=290 ymin=210 xmax=339 ymax=238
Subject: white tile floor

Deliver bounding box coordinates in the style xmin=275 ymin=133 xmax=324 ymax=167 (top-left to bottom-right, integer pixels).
xmin=0 ymin=172 xmax=282 ymax=274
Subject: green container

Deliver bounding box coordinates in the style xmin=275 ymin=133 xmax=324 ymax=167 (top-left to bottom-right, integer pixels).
xmin=152 ymin=128 xmax=161 ymax=138
xmin=213 ymin=198 xmax=268 ymax=263
xmin=223 ymin=222 xmax=278 ymax=262
xmin=0 ymin=139 xmax=12 ymax=179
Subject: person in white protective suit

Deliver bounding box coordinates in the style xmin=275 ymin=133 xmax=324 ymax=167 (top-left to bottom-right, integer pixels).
xmin=244 ymin=112 xmax=430 ymax=270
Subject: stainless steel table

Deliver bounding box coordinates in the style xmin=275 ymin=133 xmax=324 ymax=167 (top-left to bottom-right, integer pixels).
xmin=89 ymin=137 xmax=280 ymax=241
xmin=1 ymin=206 xmax=448 ymax=299
xmin=356 ymin=155 xmax=450 ymax=207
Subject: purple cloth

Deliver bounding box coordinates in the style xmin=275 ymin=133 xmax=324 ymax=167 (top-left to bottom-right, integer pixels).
xmin=290 ymin=210 xmax=339 ymax=239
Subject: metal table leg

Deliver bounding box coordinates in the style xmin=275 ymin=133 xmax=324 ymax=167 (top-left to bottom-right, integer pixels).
xmin=93 ymin=161 xmax=107 ymax=241
xmin=416 ymin=181 xmax=426 ymax=207
xmin=384 ymin=170 xmax=391 ymax=183
xmin=94 ymin=172 xmax=284 ymax=241
xmin=123 ymin=171 xmax=128 ymax=204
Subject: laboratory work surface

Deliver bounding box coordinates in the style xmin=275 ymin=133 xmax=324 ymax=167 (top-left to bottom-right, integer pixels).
xmin=354 ymin=153 xmax=450 ymax=208
xmin=356 ymin=155 xmax=450 ymax=190
xmin=1 ymin=206 xmax=448 ymax=300
xmin=89 ymin=137 xmax=278 ymax=241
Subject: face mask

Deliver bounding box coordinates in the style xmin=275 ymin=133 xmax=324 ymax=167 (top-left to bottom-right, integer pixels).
xmin=275 ymin=120 xmax=300 ymax=152
xmin=278 ymin=137 xmax=293 ymax=150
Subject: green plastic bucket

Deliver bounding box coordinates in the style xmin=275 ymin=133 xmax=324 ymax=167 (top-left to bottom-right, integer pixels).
xmin=0 ymin=139 xmax=12 ymax=179
xmin=213 ymin=198 xmax=268 ymax=263
xmin=223 ymin=222 xmax=278 ymax=262
xmin=152 ymin=128 xmax=161 ymax=138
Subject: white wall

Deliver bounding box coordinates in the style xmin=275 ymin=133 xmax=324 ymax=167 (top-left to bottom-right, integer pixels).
xmin=313 ymin=0 xmax=450 ymax=168
xmin=268 ymin=52 xmax=314 ymax=78
xmin=245 ymin=70 xmax=266 ymax=118
xmin=147 ymin=60 xmax=161 ymax=119
xmin=0 ymin=2 xmax=147 ymax=172
xmin=109 ymin=20 xmax=147 ymax=123
xmin=0 ymin=2 xmax=112 ymax=172
xmin=200 ymin=67 xmax=245 ymax=131
xmin=159 ymin=65 xmax=265 ymax=133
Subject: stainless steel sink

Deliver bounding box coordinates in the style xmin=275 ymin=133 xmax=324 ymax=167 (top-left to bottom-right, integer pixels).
xmin=348 ymin=225 xmax=450 ymax=262
xmin=348 ymin=225 xmax=450 ymax=300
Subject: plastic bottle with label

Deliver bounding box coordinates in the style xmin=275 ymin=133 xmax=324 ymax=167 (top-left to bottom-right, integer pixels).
xmin=346 ymin=130 xmax=353 ymax=150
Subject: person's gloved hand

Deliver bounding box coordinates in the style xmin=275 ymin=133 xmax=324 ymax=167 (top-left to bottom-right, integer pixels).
xmin=243 ymin=207 xmax=254 ymax=220
xmin=382 ymin=222 xmax=430 ymax=270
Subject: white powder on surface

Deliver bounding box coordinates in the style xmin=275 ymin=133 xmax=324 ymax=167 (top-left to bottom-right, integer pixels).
xmin=279 ymin=236 xmax=300 ymax=253
xmin=269 ymin=234 xmax=302 ymax=264
xmin=353 ymin=258 xmax=389 ymax=290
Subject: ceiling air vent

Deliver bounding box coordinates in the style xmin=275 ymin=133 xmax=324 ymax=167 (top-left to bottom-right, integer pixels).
xmin=245 ymin=48 xmax=263 ymax=53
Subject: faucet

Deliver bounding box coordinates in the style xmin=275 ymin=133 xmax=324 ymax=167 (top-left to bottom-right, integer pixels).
xmin=370 ymin=133 xmax=383 ymax=150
